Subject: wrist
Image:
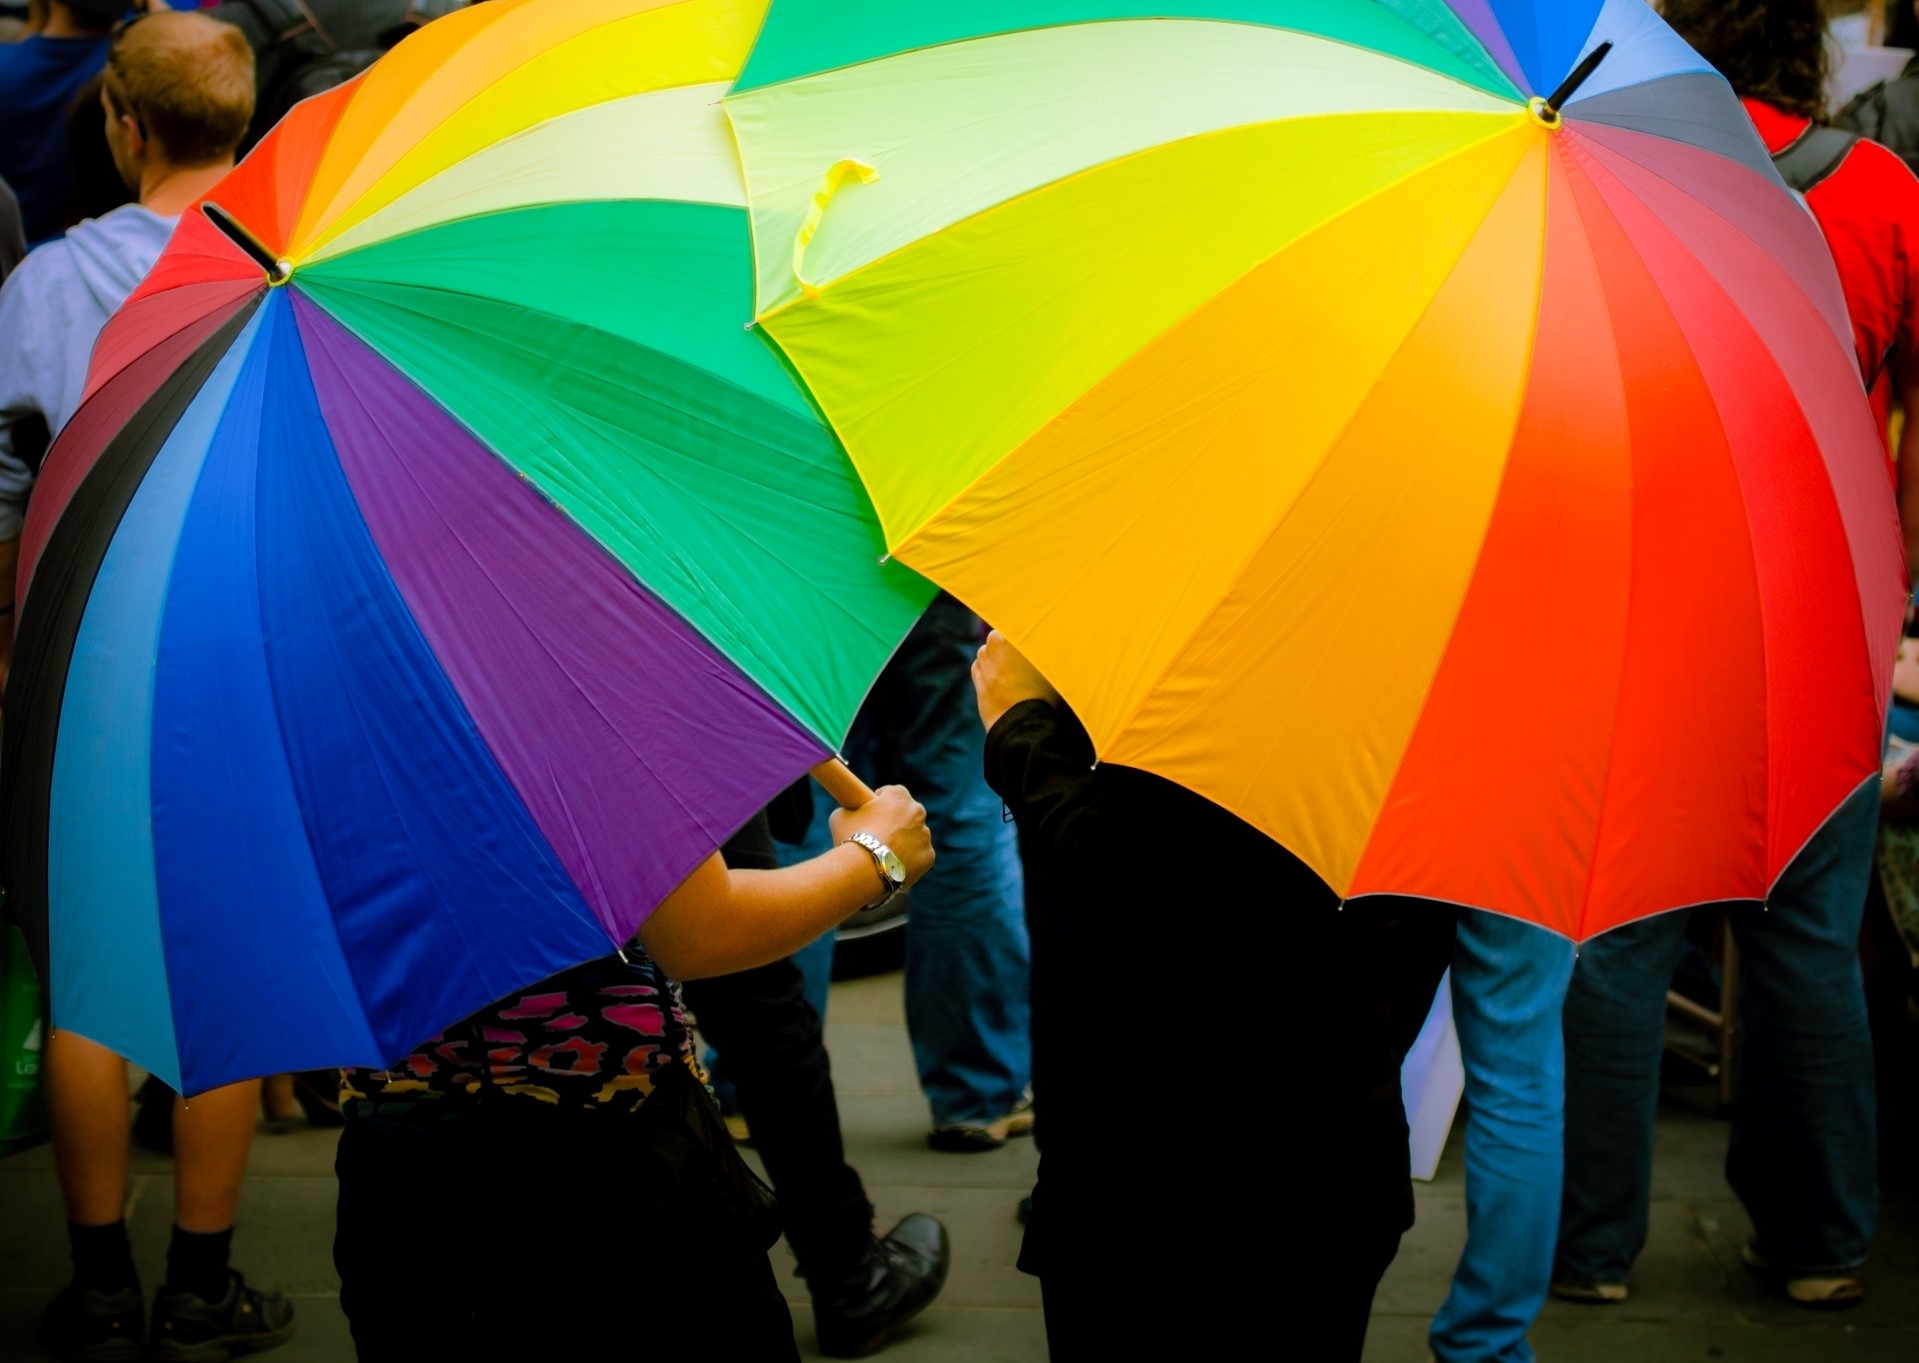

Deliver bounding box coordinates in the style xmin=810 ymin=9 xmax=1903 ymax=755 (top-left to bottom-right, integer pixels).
xmin=843 ymin=831 xmax=906 ymax=907
xmin=838 ymin=839 xmax=887 ymax=897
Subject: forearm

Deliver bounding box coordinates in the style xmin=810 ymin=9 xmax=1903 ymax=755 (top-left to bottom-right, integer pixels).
xmin=636 ymin=843 xmax=884 ymax=981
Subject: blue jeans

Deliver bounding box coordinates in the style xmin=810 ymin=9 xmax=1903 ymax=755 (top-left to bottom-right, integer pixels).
xmin=1558 ymin=781 xmax=1880 ymax=1282
xmin=790 ymin=595 xmax=1032 ymax=1128
xmin=1431 ymin=912 xmax=1577 ymax=1363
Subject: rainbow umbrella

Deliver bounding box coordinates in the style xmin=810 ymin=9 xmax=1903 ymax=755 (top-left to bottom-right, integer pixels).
xmin=2 ymin=0 xmax=931 ymax=1093
xmin=725 ymin=0 xmax=1907 ymax=939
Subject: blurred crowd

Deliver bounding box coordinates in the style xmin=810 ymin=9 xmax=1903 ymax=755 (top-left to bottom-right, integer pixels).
xmin=2 ymin=1 xmax=1919 ymax=1362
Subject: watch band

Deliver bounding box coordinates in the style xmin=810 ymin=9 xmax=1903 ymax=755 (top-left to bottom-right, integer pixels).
xmin=846 ymin=832 xmax=903 ymax=907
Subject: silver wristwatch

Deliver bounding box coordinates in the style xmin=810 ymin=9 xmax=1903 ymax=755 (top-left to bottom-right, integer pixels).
xmin=845 ymin=831 xmax=907 ymax=908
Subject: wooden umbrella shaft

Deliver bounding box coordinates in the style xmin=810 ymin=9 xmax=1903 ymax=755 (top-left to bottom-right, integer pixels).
xmin=810 ymin=758 xmax=875 ymax=810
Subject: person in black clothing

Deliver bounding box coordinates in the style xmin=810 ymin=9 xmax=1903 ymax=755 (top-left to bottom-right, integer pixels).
xmin=973 ymin=631 xmax=1456 ymax=1361
xmin=682 ymin=813 xmax=951 ymax=1359
xmin=332 ymin=789 xmax=935 ymax=1362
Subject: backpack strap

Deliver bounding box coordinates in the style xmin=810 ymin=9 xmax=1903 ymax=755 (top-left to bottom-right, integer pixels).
xmin=228 ymin=0 xmax=309 ymax=37
xmin=1772 ymin=124 xmax=1863 ymax=195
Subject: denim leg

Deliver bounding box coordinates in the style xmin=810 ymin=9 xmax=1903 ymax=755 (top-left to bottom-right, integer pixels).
xmin=1555 ymin=910 xmax=1690 ymax=1286
xmin=880 ymin=599 xmax=1032 ymax=1127
xmin=1727 ymin=781 xmax=1879 ymax=1274
xmin=1431 ymin=913 xmax=1576 ymax=1363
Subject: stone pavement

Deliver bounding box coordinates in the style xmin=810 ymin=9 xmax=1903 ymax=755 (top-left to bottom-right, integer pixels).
xmin=2 ymin=970 xmax=1914 ymax=1361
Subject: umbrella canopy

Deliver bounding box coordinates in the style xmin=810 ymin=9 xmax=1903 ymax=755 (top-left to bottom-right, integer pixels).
xmin=3 ymin=0 xmax=931 ymax=1093
xmin=725 ymin=0 xmax=1908 ymax=939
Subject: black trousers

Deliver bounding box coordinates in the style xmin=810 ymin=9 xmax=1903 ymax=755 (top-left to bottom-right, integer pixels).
xmin=683 ymin=957 xmax=874 ymax=1281
xmin=334 ymin=1099 xmax=798 ymax=1361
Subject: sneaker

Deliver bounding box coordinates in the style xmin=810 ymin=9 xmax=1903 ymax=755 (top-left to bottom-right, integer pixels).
xmin=1550 ymin=1280 xmax=1629 ymax=1304
xmin=1741 ymin=1240 xmax=1865 ymax=1309
xmin=36 ymin=1285 xmax=145 ymax=1362
xmin=810 ymin=1213 xmax=951 ymax=1358
xmin=926 ymin=1098 xmax=1034 ymax=1153
xmin=150 ymin=1270 xmax=295 ymax=1361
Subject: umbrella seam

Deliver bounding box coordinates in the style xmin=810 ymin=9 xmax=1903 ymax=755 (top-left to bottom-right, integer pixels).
xmin=300 ymin=0 xmax=741 ymax=254
xmin=992 ymin=125 xmax=1536 ymax=776
xmin=1565 ymin=131 xmax=1887 ymax=911
xmin=296 ymin=273 xmax=897 ymax=731
xmin=786 ymin=111 xmax=1526 ymax=561
xmin=736 ymin=12 xmax=1524 ymax=105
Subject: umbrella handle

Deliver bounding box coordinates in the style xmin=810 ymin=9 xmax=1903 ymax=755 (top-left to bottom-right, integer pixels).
xmin=810 ymin=758 xmax=876 ymax=810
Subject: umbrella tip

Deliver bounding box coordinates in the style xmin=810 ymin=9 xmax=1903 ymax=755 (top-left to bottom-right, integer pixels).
xmin=1536 ymin=40 xmax=1614 ymax=124
xmin=204 ymin=202 xmax=293 ymax=287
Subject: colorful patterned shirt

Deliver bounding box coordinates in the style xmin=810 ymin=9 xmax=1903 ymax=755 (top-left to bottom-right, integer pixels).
xmin=342 ymin=945 xmax=700 ymax=1125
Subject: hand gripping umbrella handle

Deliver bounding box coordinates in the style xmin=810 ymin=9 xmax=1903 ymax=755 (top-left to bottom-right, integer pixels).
xmin=810 ymin=758 xmax=876 ymax=810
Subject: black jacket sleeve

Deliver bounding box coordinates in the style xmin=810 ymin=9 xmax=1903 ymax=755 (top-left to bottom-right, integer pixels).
xmin=981 ymin=700 xmax=1105 ymax=869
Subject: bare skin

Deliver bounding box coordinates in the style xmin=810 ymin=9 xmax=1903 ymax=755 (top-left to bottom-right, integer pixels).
xmin=971 ymin=630 xmax=1061 ymax=733
xmin=45 ymin=1030 xmax=259 ymax=1231
xmin=639 ymin=783 xmax=934 ymax=980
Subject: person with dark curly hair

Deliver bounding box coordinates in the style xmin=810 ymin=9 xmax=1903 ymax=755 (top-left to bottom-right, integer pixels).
xmin=1556 ymin=0 xmax=1919 ymax=1315
xmin=1658 ymin=0 xmax=1832 ymax=118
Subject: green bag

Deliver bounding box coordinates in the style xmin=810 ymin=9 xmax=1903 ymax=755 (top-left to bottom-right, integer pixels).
xmin=1 ymin=922 xmax=48 ymax=1158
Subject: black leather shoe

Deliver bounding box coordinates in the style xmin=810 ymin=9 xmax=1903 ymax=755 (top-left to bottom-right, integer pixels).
xmin=810 ymin=1213 xmax=951 ymax=1358
xmin=37 ymin=1285 xmax=144 ymax=1362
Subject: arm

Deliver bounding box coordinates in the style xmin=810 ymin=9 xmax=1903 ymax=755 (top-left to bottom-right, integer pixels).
xmin=637 ymin=783 xmax=932 ymax=980
xmin=973 ymin=630 xmax=1108 ymax=865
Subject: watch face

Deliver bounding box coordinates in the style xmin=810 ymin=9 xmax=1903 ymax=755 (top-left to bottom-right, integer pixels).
xmin=879 ymin=847 xmax=906 ymax=884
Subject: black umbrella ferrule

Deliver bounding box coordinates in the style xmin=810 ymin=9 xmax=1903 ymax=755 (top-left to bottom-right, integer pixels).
xmin=1543 ymin=41 xmax=1614 ymax=118
xmin=203 ymin=202 xmax=293 ymax=286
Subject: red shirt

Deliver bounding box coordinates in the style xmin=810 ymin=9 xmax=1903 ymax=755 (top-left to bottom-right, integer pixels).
xmin=1746 ymin=99 xmax=1919 ymax=469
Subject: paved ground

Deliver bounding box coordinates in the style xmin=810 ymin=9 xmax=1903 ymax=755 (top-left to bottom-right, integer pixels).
xmin=2 ymin=971 xmax=1914 ymax=1360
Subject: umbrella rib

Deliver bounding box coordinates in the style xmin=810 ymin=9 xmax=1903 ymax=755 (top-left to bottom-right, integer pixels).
xmin=809 ymin=110 xmax=1524 ymax=527
xmin=302 ymin=315 xmax=774 ymax=945
xmin=293 ymin=284 xmax=850 ymax=745
xmin=1567 ymin=124 xmax=1856 ymax=361
xmin=302 ymin=275 xmax=901 ymax=666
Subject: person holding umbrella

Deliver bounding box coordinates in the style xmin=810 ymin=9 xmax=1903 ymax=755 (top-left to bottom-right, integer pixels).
xmin=333 ymin=788 xmax=935 ymax=1362
xmin=972 ymin=629 xmax=1456 ymax=1360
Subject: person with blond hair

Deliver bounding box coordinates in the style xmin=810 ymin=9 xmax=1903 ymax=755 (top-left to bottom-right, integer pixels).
xmin=0 ymin=7 xmax=253 ymax=687
xmin=0 ymin=17 xmax=282 ymax=1361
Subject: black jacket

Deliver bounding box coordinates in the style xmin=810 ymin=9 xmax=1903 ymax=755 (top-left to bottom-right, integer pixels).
xmin=984 ymin=700 xmax=1456 ymax=1280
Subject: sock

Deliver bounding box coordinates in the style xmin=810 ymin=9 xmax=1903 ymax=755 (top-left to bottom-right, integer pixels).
xmin=68 ymin=1220 xmax=137 ymax=1295
xmin=164 ymin=1226 xmax=232 ymax=1302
